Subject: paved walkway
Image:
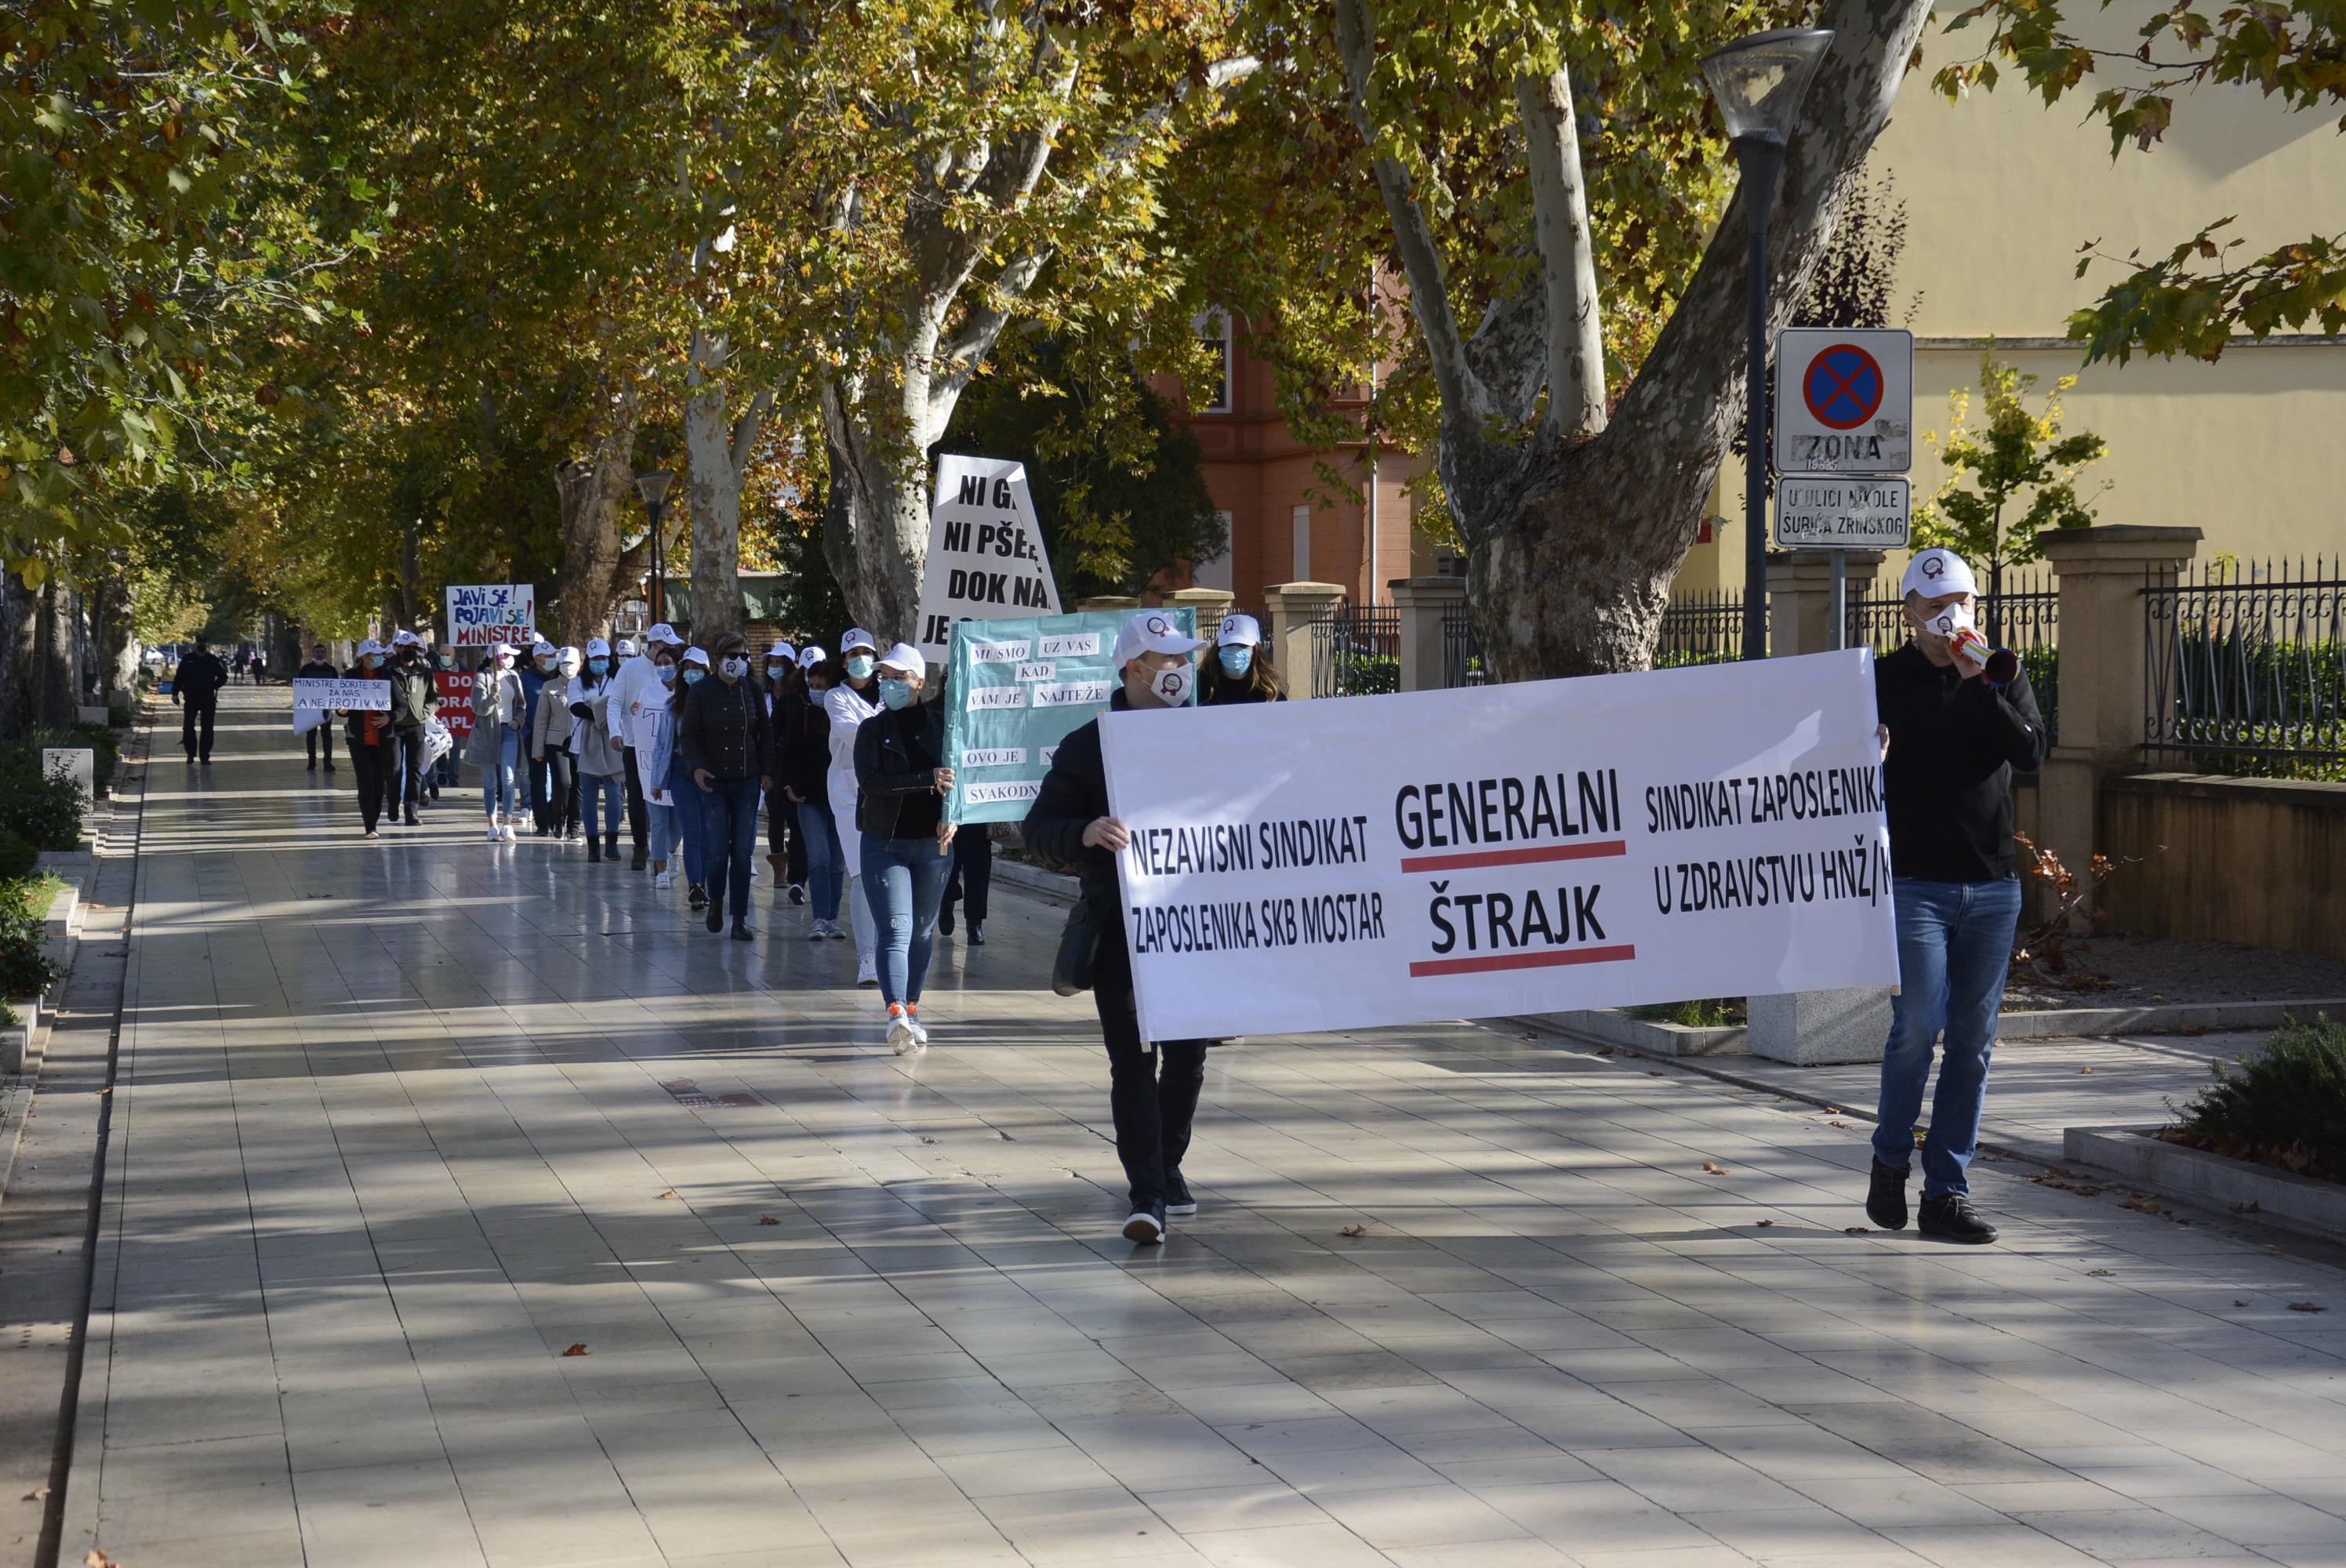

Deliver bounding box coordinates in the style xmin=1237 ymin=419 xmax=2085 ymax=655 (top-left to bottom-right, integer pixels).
xmin=60 ymin=687 xmax=2346 ymax=1567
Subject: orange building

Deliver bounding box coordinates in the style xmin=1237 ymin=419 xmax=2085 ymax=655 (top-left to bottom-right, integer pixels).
xmin=1162 ymin=314 xmax=1438 ymax=608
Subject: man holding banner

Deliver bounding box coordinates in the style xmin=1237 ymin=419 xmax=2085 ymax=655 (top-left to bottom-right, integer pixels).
xmin=1023 ymin=612 xmax=1212 ymax=1246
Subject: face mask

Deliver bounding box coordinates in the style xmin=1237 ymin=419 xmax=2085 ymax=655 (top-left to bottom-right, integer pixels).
xmin=766 ymin=664 xmax=786 ymax=681
xmin=879 ymin=677 xmax=915 ymax=711
xmin=588 ymin=658 xmax=608 ymax=676
xmin=1148 ymin=662 xmax=1193 ymax=709
xmin=721 ymin=656 xmax=748 ymax=680
xmin=360 ymin=655 xmax=380 ymax=670
xmin=1218 ymin=645 xmax=1253 ymax=677
xmin=682 ymin=666 xmax=706 ymax=684
xmin=436 ymin=654 xmax=452 ymax=669
xmin=844 ymin=654 xmax=875 ymax=680
xmin=1923 ymin=601 xmax=1977 ymax=641
xmin=656 ymin=663 xmax=677 ymax=684
xmin=537 ymin=658 xmax=554 ymax=671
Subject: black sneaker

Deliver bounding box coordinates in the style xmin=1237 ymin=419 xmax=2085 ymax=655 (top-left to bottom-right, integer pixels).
xmin=1918 ymin=1195 xmax=1999 ymax=1245
xmin=688 ymin=883 xmax=708 ymax=909
xmin=938 ymin=906 xmax=955 ymax=937
xmin=631 ymin=846 xmax=650 ymax=871
xmin=968 ymin=923 xmax=984 ymax=946
xmin=706 ymin=905 xmax=724 ymax=934
xmin=1865 ymin=1159 xmax=1910 ymax=1232
xmin=1121 ymin=1203 xmax=1168 ymax=1245
xmin=787 ymin=883 xmax=805 ymax=906
xmin=405 ymin=810 xmax=420 ymax=827
xmin=731 ymin=921 xmax=754 ymax=942
xmin=1165 ymin=1173 xmax=1197 ymax=1217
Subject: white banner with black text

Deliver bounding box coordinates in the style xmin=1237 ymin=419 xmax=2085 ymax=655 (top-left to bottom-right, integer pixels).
xmin=1096 ymin=648 xmax=1898 ymax=1041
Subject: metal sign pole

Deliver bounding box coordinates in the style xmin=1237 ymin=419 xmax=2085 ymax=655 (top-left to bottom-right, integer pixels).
xmin=1830 ymin=547 xmax=1847 ymax=652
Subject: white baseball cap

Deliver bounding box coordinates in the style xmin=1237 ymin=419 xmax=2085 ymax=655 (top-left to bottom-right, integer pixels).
xmin=532 ymin=640 xmax=556 ymax=659
xmin=682 ymin=646 xmax=711 ymax=669
xmin=1901 ymin=547 xmax=1980 ymax=599
xmin=558 ymin=645 xmax=582 ymax=669
xmin=586 ymin=637 xmax=612 ymax=658
xmin=357 ymin=638 xmax=386 ymax=656
xmin=491 ymin=643 xmax=515 ymax=661
xmin=390 ymin=629 xmax=419 ymax=647
xmin=841 ymin=628 xmax=878 ymax=655
xmin=1216 ymin=612 xmax=1263 ymax=648
xmin=877 ymin=641 xmax=925 ymax=675
xmin=797 ymin=646 xmax=827 ymax=670
xmin=1112 ymin=610 xmax=1204 ymax=670
xmin=616 ymin=637 xmax=638 ymax=658
xmin=645 ymin=622 xmax=681 ymax=645
xmin=766 ymin=641 xmax=796 ymax=664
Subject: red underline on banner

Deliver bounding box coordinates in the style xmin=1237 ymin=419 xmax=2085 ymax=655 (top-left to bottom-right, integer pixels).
xmin=1408 ymin=943 xmax=1639 ymax=978
xmin=1397 ymin=839 xmax=1629 ymax=874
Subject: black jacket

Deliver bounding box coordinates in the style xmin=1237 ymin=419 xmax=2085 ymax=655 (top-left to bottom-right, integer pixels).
xmin=853 ymin=701 xmax=946 ymax=840
xmin=678 ymin=673 xmax=772 ymax=782
xmin=386 ymin=655 xmax=439 ymax=728
xmin=1875 ymin=643 xmax=2050 ymax=883
xmin=174 ymin=649 xmax=228 ymax=704
xmin=1022 ymin=689 xmax=1129 ymax=910
xmin=296 ymin=659 xmax=339 ymax=681
xmin=772 ymin=689 xmax=831 ymax=809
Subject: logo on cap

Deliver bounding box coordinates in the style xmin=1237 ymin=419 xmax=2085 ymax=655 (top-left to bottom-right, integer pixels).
xmin=1923 ymin=554 xmax=1945 ymax=578
xmin=1147 ymin=615 xmax=1172 ymax=636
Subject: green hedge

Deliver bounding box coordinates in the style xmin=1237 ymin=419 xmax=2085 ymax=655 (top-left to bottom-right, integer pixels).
xmin=0 ymin=878 xmax=61 ymax=1000
xmin=2174 ymin=1014 xmax=2346 ymax=1185
xmin=0 ymin=756 xmax=83 ymax=850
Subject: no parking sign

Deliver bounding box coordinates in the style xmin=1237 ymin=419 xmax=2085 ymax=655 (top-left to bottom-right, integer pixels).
xmin=1772 ymin=328 xmax=1912 ymax=474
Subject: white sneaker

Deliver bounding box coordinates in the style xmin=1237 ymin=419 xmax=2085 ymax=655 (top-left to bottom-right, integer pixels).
xmin=502 ymin=822 xmax=518 ymax=842
xmin=855 ymin=958 xmax=878 ymax=987
xmin=888 ymin=1013 xmax=919 ymax=1054
xmin=485 ymin=825 xmax=501 ymax=843
xmin=655 ymin=869 xmax=674 ymax=891
xmin=906 ymin=1014 xmax=928 ymax=1047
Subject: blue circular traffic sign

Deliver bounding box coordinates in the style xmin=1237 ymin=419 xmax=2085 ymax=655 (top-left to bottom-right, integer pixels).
xmin=1802 ymin=343 xmax=1885 ymax=430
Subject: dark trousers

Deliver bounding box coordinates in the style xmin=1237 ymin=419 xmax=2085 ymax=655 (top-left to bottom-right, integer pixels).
xmin=529 ymin=754 xmax=557 ymax=831
xmin=766 ymin=785 xmax=808 ymax=881
xmin=348 ymin=735 xmax=398 ymax=831
xmin=180 ymin=698 xmax=216 ymax=760
xmin=1091 ymin=929 xmax=1209 ymax=1211
xmin=621 ymin=746 xmax=649 ymax=849
xmin=388 ymin=727 xmax=429 ymax=815
xmin=543 ymin=751 xmax=579 ymax=834
xmin=304 ymin=724 xmax=336 ymax=770
xmin=701 ymin=775 xmax=763 ymax=920
xmin=942 ymin=823 xmax=992 ymax=924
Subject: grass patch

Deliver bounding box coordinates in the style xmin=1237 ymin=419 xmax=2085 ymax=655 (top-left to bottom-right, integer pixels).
xmin=2166 ymin=1013 xmax=2346 ymax=1185
xmin=1623 ymin=997 xmax=1745 ymax=1029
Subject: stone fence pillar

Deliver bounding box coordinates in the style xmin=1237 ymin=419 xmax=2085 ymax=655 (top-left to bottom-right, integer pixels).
xmin=1167 ymin=587 xmax=1237 ymax=647
xmin=2036 ymin=524 xmax=2202 ymax=916
xmin=1077 ymin=595 xmax=1140 ymax=614
xmin=1762 ymin=550 xmax=1886 ymax=656
xmin=1388 ymin=576 xmax=1467 ymax=693
xmin=1262 ymin=582 xmax=1346 ymax=700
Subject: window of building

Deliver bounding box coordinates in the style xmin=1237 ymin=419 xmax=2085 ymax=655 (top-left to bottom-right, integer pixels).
xmin=1193 ymin=310 xmax=1233 ymax=413
xmin=1292 ymin=503 xmax=1312 ymax=582
xmin=1192 ymin=513 xmax=1234 ymax=592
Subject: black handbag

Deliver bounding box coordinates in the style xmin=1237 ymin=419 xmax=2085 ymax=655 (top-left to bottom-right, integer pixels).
xmin=1052 ymin=895 xmax=1102 ymax=996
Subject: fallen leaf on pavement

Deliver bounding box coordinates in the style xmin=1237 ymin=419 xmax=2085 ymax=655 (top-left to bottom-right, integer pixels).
xmin=2235 ymin=1300 xmax=2248 ymax=1308
xmin=758 ymin=1216 xmax=779 ymax=1225
xmin=87 ymin=1552 xmax=119 ymax=1568
xmin=562 ymin=1343 xmax=589 ymax=1356
xmin=1701 ymin=1161 xmax=1729 ymax=1176
xmin=2088 ymin=1269 xmax=2114 ymax=1277
xmin=1338 ymin=1224 xmax=1367 ymax=1238
xmin=2079 ymin=1066 xmax=2094 ymax=1074
xmin=1755 ymin=1219 xmax=1774 ymax=1228
xmin=1843 ymin=1226 xmax=1868 ymax=1235
xmin=1828 ymin=1120 xmax=1850 ymax=1129
xmin=657 ymin=1190 xmax=677 ymax=1200
xmin=1596 ymin=1046 xmax=1615 ymax=1057
xmin=1823 ymin=1105 xmax=1840 ymax=1115
xmin=2122 ymin=1196 xmax=2163 ymax=1214
xmin=1647 ymin=1070 xmax=1665 ymax=1077
xmin=23 ymin=1486 xmax=47 ymax=1501
xmin=2289 ymin=1301 xmax=2328 ymax=1313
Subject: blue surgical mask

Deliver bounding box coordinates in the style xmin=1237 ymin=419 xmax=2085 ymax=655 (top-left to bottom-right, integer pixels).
xmin=588 ymin=658 xmax=608 ymax=676
xmin=657 ymin=663 xmax=677 ymax=684
xmin=844 ymin=654 xmax=875 ymax=680
xmin=879 ymin=677 xmax=915 ymax=711
xmin=1218 ymin=645 xmax=1253 ymax=677
xmin=682 ymin=666 xmax=706 ymax=684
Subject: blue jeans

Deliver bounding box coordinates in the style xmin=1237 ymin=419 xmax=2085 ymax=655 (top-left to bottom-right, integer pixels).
xmin=666 ymin=754 xmax=706 ymax=884
xmin=861 ymin=833 xmax=952 ymax=1006
xmin=1873 ymin=876 xmax=2025 ymax=1198
xmin=583 ymin=772 xmax=624 ymax=841
xmin=701 ymin=775 xmax=763 ymax=920
xmin=480 ymin=728 xmax=520 ymax=820
xmin=797 ymin=800 xmax=842 ymax=919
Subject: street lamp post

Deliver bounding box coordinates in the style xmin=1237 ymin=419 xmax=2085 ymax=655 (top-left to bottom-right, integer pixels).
xmin=635 ymin=470 xmax=674 ymax=628
xmin=1701 ymin=28 xmax=1833 ymax=662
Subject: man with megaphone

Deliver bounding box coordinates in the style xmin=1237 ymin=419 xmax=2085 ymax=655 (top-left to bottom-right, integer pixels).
xmin=1867 ymin=547 xmax=2050 ymax=1245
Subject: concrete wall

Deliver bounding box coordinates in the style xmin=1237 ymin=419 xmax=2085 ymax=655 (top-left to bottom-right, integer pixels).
xmin=2101 ymin=773 xmax=2346 ymax=963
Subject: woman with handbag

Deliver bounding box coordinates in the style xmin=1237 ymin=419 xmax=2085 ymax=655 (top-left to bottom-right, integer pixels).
xmin=1022 ymin=612 xmax=1214 ymax=1245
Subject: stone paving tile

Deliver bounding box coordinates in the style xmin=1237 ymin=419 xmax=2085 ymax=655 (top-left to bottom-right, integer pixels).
xmin=56 ymin=689 xmax=2346 ymax=1567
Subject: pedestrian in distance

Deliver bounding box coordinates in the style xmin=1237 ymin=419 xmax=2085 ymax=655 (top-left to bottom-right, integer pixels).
xmin=249 ymin=648 xmax=267 ymax=684
xmin=824 ymin=629 xmax=887 ymax=984
xmin=854 ymin=643 xmax=956 ymax=1054
xmin=1199 ymin=612 xmax=1286 ymax=706
xmin=172 ymin=633 xmax=229 ymax=764
xmin=531 ymin=644 xmax=583 ymax=842
xmin=1866 ymin=546 xmax=2050 ymax=1246
xmin=1022 ymin=611 xmax=1214 ymax=1245
xmin=384 ymin=631 xmax=440 ymax=825
xmin=470 ymin=643 xmax=526 ymax=843
xmin=615 ymin=623 xmax=681 ymax=869
xmin=521 ymin=640 xmax=560 ymax=833
xmin=430 ymin=644 xmax=461 ymax=797
xmin=568 ymin=638 xmax=627 ymax=862
xmin=342 ymin=639 xmax=398 ymax=838
xmin=681 ymin=633 xmax=774 ymax=941
xmin=296 ymin=642 xmax=340 ymax=774
xmin=779 ymin=648 xmax=846 ymax=940
xmin=761 ymin=641 xmax=809 ymax=902
xmin=641 ymin=644 xmax=709 ymax=901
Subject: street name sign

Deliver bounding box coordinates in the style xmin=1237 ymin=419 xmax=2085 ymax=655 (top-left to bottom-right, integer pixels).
xmin=1773 ymin=328 xmax=1912 ymax=474
xmin=1773 ymin=475 xmax=1912 ymax=550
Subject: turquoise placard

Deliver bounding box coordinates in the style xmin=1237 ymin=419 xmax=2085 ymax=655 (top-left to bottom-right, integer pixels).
xmin=943 ymin=608 xmax=1197 ymax=824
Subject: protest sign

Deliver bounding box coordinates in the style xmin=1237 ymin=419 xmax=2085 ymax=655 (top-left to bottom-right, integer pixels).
xmin=435 ymin=670 xmax=475 ymax=740
xmin=445 ymin=583 xmax=536 ymax=647
xmin=1096 ymin=648 xmax=1897 ymax=1041
xmin=942 ymin=608 xmax=1196 ymax=824
xmin=914 ymin=456 xmax=1062 ymax=662
xmin=292 ymin=677 xmax=389 ymax=736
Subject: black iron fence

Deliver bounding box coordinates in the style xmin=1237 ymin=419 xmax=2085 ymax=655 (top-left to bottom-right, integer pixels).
xmin=2144 ymin=558 xmax=2345 ymax=779
xmin=1847 ymin=570 xmax=2061 ymax=742
xmin=1442 ymin=610 xmax=1484 ymax=688
xmin=1310 ymin=601 xmax=1401 ymax=697
xmin=1657 ymin=590 xmax=1760 ymax=666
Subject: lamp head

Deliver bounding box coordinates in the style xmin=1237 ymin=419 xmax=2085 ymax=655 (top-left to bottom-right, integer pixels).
xmin=634 ymin=470 xmax=674 ymax=509
xmin=1701 ymin=28 xmax=1833 ymax=145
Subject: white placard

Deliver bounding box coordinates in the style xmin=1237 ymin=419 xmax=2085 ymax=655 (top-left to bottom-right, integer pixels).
xmin=445 ymin=583 xmax=537 ymax=647
xmin=1097 ymin=650 xmax=1897 ymax=1041
xmin=1774 ymin=475 xmax=1912 ymax=550
xmin=914 ymin=456 xmax=1062 ymax=662
xmin=1773 ymin=328 xmax=1912 ymax=474
xmin=293 ymin=678 xmax=391 ymax=712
